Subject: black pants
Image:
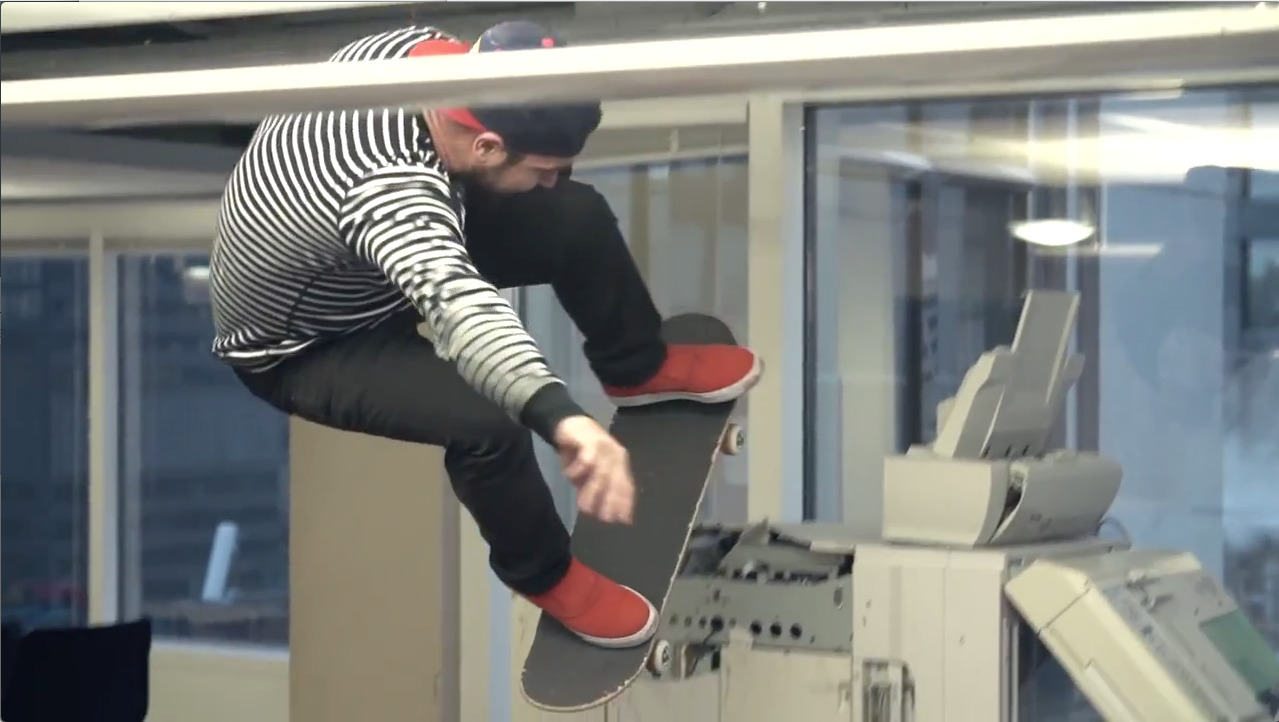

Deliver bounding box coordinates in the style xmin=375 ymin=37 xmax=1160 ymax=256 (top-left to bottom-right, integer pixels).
xmin=235 ymin=179 xmax=665 ymax=596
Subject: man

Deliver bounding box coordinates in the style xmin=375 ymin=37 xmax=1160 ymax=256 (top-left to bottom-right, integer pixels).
xmin=210 ymin=21 xmax=762 ymax=649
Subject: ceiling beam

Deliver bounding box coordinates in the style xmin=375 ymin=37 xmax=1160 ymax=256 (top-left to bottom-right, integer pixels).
xmin=3 ymin=7 xmax=1275 ymax=128
xmin=0 ymin=2 xmax=1168 ymax=80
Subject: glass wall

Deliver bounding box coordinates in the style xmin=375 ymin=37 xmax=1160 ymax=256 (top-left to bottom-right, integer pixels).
xmin=1 ymin=256 xmax=91 ymax=632
xmin=1246 ymin=233 xmax=1279 ymax=330
xmin=1244 ymin=166 xmax=1279 ymax=333
xmin=807 ymin=87 xmax=1279 ymax=653
xmin=522 ymin=152 xmax=751 ymax=527
xmin=117 ymin=253 xmax=290 ymax=646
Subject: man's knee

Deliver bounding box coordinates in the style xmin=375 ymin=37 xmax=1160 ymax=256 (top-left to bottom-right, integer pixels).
xmin=447 ymin=411 xmax=535 ymax=461
xmin=444 ymin=412 xmax=540 ymax=501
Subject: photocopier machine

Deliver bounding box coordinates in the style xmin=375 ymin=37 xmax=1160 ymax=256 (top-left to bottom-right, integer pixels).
xmin=642 ymin=290 xmax=1279 ymax=722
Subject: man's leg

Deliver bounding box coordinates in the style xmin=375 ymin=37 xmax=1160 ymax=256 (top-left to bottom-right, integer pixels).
xmin=233 ymin=309 xmax=656 ymax=647
xmin=464 ymin=178 xmax=762 ymax=405
xmin=464 ymin=178 xmax=666 ymax=386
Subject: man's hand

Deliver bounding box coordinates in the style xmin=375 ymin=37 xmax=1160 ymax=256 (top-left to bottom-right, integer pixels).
xmin=553 ymin=416 xmax=635 ymax=524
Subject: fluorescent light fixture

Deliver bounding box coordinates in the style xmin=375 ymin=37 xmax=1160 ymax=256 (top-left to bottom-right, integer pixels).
xmin=1009 ymin=219 xmax=1096 ymax=247
xmin=1092 ymin=243 xmax=1162 ymax=258
xmin=183 ymin=265 xmax=211 ymax=282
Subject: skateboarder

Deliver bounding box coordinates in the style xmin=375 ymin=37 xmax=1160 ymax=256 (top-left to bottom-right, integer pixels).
xmin=209 ymin=21 xmax=762 ymax=649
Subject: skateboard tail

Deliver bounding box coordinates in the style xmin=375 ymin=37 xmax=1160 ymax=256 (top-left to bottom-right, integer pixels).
xmin=518 ymin=466 xmax=721 ymax=711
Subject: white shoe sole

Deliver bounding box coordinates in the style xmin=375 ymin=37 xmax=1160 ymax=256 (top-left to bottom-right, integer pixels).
xmin=609 ymin=355 xmax=764 ymax=407
xmin=570 ymin=586 xmax=659 ymax=649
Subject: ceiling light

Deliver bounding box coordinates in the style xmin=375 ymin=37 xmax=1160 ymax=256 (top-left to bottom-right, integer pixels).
xmin=1009 ymin=219 xmax=1095 ymax=247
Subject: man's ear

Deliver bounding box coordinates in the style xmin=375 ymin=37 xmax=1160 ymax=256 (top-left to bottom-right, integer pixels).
xmin=471 ymin=131 xmax=508 ymax=167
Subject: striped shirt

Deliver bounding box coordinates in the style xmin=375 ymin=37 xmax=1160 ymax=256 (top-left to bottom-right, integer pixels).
xmin=210 ymin=26 xmax=576 ymax=433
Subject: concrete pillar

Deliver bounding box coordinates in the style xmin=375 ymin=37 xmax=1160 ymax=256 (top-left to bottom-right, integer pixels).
xmin=289 ymin=418 xmax=453 ymax=722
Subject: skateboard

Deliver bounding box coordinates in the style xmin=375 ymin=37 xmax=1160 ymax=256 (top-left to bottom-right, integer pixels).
xmin=519 ymin=312 xmax=747 ymax=712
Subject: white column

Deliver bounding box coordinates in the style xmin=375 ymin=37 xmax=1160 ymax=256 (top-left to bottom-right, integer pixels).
xmin=87 ymin=232 xmax=120 ymax=624
xmin=461 ymin=287 xmax=523 ymax=722
xmin=745 ymin=94 xmax=806 ymax=523
xmin=118 ymin=255 xmax=144 ymax=619
xmin=457 ymin=512 xmax=495 ymax=722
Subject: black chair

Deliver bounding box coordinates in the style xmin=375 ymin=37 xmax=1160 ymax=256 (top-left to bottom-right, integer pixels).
xmin=1 ymin=618 xmax=152 ymax=722
xmin=1 ymin=622 xmax=21 ymax=703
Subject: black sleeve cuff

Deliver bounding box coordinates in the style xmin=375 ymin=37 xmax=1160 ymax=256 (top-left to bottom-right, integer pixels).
xmin=520 ymin=382 xmax=589 ymax=447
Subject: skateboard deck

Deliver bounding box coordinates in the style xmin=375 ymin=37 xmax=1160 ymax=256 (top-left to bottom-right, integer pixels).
xmin=519 ymin=312 xmax=745 ymax=712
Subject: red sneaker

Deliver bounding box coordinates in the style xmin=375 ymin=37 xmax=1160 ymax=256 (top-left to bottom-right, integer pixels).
xmin=603 ymin=344 xmax=762 ymax=407
xmin=526 ymin=558 xmax=658 ymax=648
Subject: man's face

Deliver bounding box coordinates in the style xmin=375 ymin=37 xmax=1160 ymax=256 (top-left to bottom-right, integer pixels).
xmin=465 ymin=132 xmax=574 ymax=193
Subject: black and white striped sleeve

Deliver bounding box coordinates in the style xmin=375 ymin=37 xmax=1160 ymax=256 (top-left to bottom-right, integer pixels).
xmin=338 ymin=163 xmax=587 ymax=442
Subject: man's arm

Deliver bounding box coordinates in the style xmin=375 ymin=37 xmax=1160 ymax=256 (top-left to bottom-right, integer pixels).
xmin=338 ymin=163 xmax=586 ymax=443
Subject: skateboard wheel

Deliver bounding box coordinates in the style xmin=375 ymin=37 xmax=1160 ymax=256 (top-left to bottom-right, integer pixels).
xmin=721 ymin=424 xmax=745 ymax=455
xmin=648 ymin=640 xmax=673 ymax=675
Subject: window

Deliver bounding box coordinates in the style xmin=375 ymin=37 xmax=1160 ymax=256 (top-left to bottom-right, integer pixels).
xmin=522 ymin=154 xmax=751 ymax=527
xmin=1245 ymin=238 xmax=1279 ymax=330
xmin=806 ymin=104 xmax=1032 ymax=528
xmin=1 ymin=256 xmax=91 ymax=632
xmin=118 ymin=254 xmax=290 ymax=647
xmin=808 ymin=88 xmax=1279 ymax=655
xmin=1251 ymin=169 xmax=1279 ymax=200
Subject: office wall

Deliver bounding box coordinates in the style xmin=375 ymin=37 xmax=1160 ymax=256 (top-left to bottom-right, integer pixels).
xmin=147 ymin=646 xmax=288 ymax=722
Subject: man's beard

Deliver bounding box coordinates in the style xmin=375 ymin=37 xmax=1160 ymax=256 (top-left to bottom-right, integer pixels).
xmin=452 ymin=165 xmax=502 ymax=187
